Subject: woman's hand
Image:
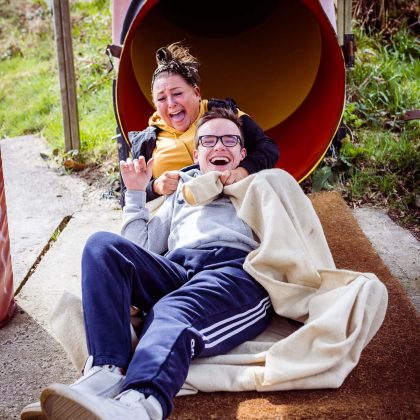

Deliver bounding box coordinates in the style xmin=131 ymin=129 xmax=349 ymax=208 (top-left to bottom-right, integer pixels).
xmin=153 ymin=170 xmax=180 ymax=195
xmin=120 ymin=157 xmax=154 ymax=191
xmin=220 ymin=167 xmax=249 ymax=186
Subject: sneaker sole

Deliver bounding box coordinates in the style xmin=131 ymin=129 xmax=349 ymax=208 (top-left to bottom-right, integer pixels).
xmin=41 ymin=384 xmax=101 ymax=420
xmin=20 ymin=405 xmax=45 ymax=420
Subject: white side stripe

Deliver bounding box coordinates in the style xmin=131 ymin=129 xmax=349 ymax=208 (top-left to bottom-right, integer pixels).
xmin=203 ymin=304 xmax=271 ymax=349
xmin=203 ymin=301 xmax=271 ymax=340
xmin=200 ymin=296 xmax=270 ymax=335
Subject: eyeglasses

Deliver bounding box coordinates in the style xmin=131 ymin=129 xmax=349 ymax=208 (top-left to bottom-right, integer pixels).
xmin=198 ymin=135 xmax=242 ymax=148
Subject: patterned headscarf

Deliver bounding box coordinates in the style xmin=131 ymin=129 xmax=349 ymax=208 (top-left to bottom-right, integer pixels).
xmin=151 ymin=44 xmax=200 ymax=91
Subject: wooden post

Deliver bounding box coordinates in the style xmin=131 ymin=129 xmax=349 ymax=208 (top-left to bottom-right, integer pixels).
xmin=337 ymin=0 xmax=355 ymax=67
xmin=337 ymin=0 xmax=353 ymax=46
xmin=52 ymin=0 xmax=80 ymax=152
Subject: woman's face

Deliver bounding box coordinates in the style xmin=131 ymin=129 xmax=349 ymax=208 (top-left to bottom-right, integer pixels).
xmin=152 ymin=73 xmax=201 ymax=132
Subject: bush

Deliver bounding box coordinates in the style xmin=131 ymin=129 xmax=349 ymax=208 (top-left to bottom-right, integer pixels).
xmin=311 ymin=22 xmax=420 ymax=234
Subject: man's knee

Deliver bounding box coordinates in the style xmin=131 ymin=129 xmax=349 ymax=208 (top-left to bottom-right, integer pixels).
xmin=83 ymin=231 xmax=124 ymax=262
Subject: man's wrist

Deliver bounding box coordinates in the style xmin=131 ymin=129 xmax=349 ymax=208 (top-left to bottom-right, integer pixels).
xmin=125 ymin=189 xmax=147 ymax=207
xmin=126 ymin=188 xmax=146 ymax=192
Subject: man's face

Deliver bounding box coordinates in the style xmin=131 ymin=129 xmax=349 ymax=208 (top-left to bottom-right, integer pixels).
xmin=152 ymin=74 xmax=201 ymax=132
xmin=193 ymin=118 xmax=246 ymax=174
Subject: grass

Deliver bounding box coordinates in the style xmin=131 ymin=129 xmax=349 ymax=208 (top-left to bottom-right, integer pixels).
xmin=311 ymin=23 xmax=420 ymax=235
xmin=346 ymin=27 xmax=420 ymax=121
xmin=0 ymin=0 xmax=116 ymax=163
xmin=0 ymin=58 xmax=58 ymax=135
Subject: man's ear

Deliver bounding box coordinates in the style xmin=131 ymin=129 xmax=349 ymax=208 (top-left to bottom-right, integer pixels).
xmin=193 ymin=149 xmax=199 ymax=163
xmin=240 ymin=148 xmax=247 ymax=161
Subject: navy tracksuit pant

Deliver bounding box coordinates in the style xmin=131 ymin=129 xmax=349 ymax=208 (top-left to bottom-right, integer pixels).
xmin=81 ymin=232 xmax=272 ymax=418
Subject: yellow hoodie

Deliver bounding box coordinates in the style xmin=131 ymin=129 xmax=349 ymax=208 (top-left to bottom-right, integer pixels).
xmin=149 ymin=100 xmax=246 ymax=179
xmin=148 ymin=100 xmax=208 ymax=179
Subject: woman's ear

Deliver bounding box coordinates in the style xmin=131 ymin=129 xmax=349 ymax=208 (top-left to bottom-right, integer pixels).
xmin=193 ymin=149 xmax=199 ymax=163
xmin=194 ymin=85 xmax=201 ymax=99
xmin=240 ymin=148 xmax=247 ymax=161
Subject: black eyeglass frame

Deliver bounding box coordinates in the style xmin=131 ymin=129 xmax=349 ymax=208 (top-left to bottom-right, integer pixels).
xmin=197 ymin=135 xmax=243 ymax=148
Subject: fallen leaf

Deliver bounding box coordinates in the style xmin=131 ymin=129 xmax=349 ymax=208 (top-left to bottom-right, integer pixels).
xmin=63 ymin=159 xmax=86 ymax=172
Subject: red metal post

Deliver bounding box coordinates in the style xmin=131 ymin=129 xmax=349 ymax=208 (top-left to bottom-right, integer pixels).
xmin=0 ymin=146 xmax=16 ymax=328
xmin=112 ymin=0 xmax=132 ymax=45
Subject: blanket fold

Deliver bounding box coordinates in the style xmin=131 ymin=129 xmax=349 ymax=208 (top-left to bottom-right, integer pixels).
xmin=181 ymin=169 xmax=388 ymax=390
xmin=51 ymin=169 xmax=387 ymax=394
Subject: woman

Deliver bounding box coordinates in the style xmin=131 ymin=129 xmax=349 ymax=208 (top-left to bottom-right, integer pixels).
xmin=127 ymin=42 xmax=279 ymax=202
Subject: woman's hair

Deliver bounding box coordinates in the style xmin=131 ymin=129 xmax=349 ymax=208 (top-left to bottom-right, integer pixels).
xmin=151 ymin=42 xmax=201 ymax=91
xmin=195 ymin=107 xmax=243 ymax=147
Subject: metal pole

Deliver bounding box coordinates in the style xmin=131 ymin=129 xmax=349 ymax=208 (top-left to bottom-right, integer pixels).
xmin=52 ymin=0 xmax=80 ymax=152
xmin=0 ymin=146 xmax=16 ymax=327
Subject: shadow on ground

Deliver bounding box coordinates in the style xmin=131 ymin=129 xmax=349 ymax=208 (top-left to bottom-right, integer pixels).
xmin=0 ymin=306 xmax=78 ymax=419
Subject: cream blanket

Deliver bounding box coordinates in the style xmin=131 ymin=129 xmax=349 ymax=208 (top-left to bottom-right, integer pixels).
xmin=51 ymin=169 xmax=388 ymax=393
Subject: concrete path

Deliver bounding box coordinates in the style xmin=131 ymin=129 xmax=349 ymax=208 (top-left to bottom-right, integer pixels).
xmin=1 ymin=136 xmax=121 ymax=419
xmin=2 ymin=135 xmax=86 ymax=288
xmin=0 ymin=135 xmax=418 ymax=419
xmin=353 ymin=207 xmax=420 ymax=311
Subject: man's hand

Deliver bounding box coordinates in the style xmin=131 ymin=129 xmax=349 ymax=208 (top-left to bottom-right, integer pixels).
xmin=120 ymin=157 xmax=154 ymax=191
xmin=220 ymin=167 xmax=249 ymax=186
xmin=153 ymin=170 xmax=180 ymax=195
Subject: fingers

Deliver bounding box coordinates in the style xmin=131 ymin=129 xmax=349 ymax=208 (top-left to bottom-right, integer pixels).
xmin=157 ymin=178 xmax=179 ymax=194
xmin=120 ymin=157 xmax=147 ymax=173
xmin=164 ymin=170 xmax=180 ymax=180
xmin=146 ymin=157 xmax=154 ymax=170
xmin=153 ymin=170 xmax=180 ymax=195
xmin=120 ymin=157 xmax=153 ymax=192
xmin=221 ymin=168 xmax=248 ymax=185
xmin=220 ymin=171 xmax=228 ymax=185
xmin=220 ymin=170 xmax=235 ymax=185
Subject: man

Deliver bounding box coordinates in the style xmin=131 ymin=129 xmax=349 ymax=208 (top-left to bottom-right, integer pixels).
xmin=31 ymin=108 xmax=272 ymax=420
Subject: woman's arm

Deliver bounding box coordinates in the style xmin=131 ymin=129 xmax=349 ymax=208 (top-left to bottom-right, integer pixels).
xmin=239 ymin=114 xmax=279 ymax=173
xmin=129 ymin=128 xmax=163 ymax=202
xmin=208 ymin=98 xmax=280 ymax=173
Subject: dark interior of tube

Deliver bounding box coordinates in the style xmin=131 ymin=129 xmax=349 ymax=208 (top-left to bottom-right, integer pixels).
xmin=116 ymin=0 xmax=345 ymax=181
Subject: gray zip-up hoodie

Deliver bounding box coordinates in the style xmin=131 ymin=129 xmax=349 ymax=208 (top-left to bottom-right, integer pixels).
xmin=121 ymin=168 xmax=259 ymax=255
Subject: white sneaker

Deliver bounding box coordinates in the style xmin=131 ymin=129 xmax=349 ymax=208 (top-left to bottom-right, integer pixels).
xmin=20 ymin=402 xmax=45 ymax=420
xmin=20 ymin=357 xmax=125 ymax=419
xmin=69 ymin=357 xmax=125 ymax=398
xmin=41 ymin=385 xmax=162 ymax=420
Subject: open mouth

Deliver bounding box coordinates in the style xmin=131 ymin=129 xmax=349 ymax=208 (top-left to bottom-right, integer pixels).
xmin=170 ymin=110 xmax=185 ymax=123
xmin=209 ymin=156 xmax=231 ymax=166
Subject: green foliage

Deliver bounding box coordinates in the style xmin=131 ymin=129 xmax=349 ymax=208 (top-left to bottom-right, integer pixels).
xmin=0 ymin=57 xmax=58 ymax=136
xmin=346 ymin=25 xmax=420 ymax=123
xmin=1 ymin=1 xmax=419 ymax=230
xmin=343 ymin=126 xmax=419 ymax=200
xmin=0 ymin=0 xmax=116 ymax=163
xmin=314 ymin=22 xmax=419 ymax=230
xmin=343 ymin=102 xmax=363 ymax=128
